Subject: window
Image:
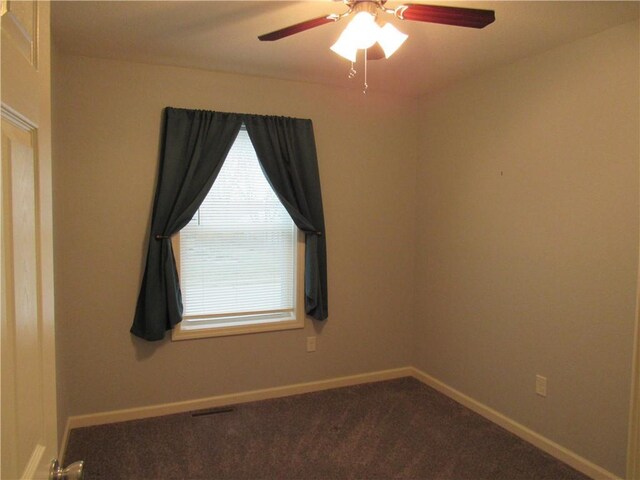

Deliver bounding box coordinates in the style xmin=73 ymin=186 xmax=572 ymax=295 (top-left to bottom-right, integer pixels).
xmin=172 ymin=127 xmax=304 ymax=340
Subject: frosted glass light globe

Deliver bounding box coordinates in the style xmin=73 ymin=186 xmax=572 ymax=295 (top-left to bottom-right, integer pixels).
xmin=343 ymin=12 xmax=380 ymax=50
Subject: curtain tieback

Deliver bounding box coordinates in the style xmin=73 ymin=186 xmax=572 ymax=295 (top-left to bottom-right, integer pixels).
xmin=155 ymin=234 xmax=171 ymax=240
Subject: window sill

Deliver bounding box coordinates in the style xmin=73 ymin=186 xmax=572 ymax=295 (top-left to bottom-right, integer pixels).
xmin=171 ymin=316 xmax=304 ymax=341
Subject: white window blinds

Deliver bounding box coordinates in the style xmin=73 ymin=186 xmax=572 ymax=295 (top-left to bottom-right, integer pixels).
xmin=179 ymin=128 xmax=297 ymax=324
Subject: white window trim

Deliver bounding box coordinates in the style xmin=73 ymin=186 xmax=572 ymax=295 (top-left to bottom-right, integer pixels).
xmin=171 ymin=230 xmax=305 ymax=341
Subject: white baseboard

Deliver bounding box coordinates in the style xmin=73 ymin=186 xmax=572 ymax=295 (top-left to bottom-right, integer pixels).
xmin=409 ymin=367 xmax=620 ymax=480
xmin=60 ymin=365 xmax=619 ymax=480
xmin=60 ymin=367 xmax=412 ymax=460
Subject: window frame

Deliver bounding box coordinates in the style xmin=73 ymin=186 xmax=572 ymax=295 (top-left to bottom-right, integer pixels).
xmin=170 ymin=140 xmax=306 ymax=341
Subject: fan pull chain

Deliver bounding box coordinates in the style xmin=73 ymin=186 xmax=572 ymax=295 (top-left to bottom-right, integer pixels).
xmin=363 ymin=49 xmax=368 ymax=95
xmin=345 ymin=51 xmax=368 ymax=94
xmin=348 ymin=61 xmax=356 ymax=79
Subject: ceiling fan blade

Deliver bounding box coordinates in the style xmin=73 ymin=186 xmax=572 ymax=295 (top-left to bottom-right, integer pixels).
xmin=366 ymin=44 xmax=385 ymax=60
xmin=396 ymin=4 xmax=495 ymax=29
xmin=258 ymin=15 xmax=339 ymax=41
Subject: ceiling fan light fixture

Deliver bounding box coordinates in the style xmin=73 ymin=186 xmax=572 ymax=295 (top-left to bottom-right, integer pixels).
xmin=260 ymin=2 xmax=495 ymax=93
xmin=377 ymin=23 xmax=408 ymax=58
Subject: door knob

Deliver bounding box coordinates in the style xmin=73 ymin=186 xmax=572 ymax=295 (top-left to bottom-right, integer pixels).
xmin=49 ymin=459 xmax=84 ymax=480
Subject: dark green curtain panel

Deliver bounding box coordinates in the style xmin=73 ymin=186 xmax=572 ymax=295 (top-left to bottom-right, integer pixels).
xmin=244 ymin=115 xmax=328 ymax=320
xmin=131 ymin=108 xmax=243 ymax=341
xmin=131 ymin=108 xmax=327 ymax=341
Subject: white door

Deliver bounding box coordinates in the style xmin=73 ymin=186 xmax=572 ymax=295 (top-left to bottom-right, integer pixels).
xmin=1 ymin=1 xmax=58 ymax=479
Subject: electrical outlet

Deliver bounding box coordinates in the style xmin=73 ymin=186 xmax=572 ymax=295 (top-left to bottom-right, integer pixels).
xmin=306 ymin=336 xmax=316 ymax=352
xmin=535 ymin=375 xmax=547 ymax=397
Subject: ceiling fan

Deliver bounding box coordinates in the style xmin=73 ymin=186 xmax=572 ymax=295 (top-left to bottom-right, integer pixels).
xmin=258 ymin=0 xmax=495 ymax=61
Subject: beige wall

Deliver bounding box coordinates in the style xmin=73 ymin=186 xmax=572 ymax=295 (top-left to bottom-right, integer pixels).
xmin=415 ymin=20 xmax=639 ymax=477
xmin=52 ymin=55 xmax=419 ymax=438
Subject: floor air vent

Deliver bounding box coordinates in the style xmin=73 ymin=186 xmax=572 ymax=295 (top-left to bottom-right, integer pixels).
xmin=191 ymin=407 xmax=235 ymax=417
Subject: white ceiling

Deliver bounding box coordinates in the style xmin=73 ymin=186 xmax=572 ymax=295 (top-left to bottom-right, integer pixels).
xmin=51 ymin=1 xmax=639 ymax=96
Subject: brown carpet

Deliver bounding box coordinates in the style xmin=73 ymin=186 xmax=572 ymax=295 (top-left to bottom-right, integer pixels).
xmin=64 ymin=377 xmax=590 ymax=479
